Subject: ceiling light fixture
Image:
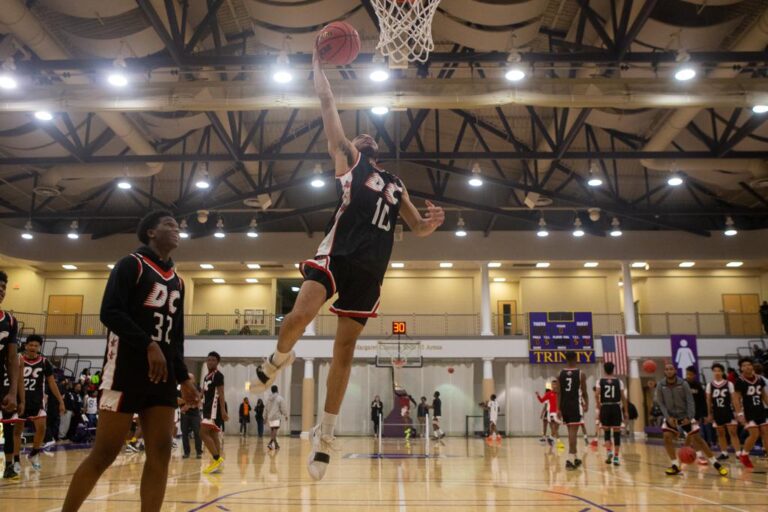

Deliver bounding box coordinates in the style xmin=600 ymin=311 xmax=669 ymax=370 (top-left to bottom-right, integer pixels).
xmin=536 ymin=262 xmax=550 ymax=268
xmin=609 ymin=217 xmax=623 ymax=237
xmin=247 ymin=218 xmax=259 ymax=238
xmin=488 ymin=262 xmax=502 ymax=268
xmin=752 ymin=104 xmax=768 ymax=114
xmin=273 ymin=51 xmax=293 ymax=83
xmin=67 ymin=220 xmax=79 ymax=240
xmin=21 ymin=220 xmax=33 ymax=240
xmin=214 ymin=218 xmax=226 ymax=239
xmin=107 ymin=72 xmax=128 ymax=88
xmin=195 ymin=164 xmax=211 ymax=189
xmin=62 ymin=264 xmax=78 ymax=270
xmin=391 ymin=262 xmax=405 ymax=269
xmin=536 ymin=218 xmax=549 ymax=238
xmin=455 ymin=215 xmax=468 ymax=237
xmin=468 ymin=162 xmax=483 ymax=187
xmin=724 ymin=216 xmax=737 ymax=237
xmin=679 ymin=261 xmax=695 ymax=268
xmin=674 ymin=50 xmax=696 ymax=81
xmin=631 ymin=262 xmax=648 ymax=269
xmin=0 ymin=73 xmax=17 ymax=90
xmin=493 ymin=277 xmax=507 ymax=282
xmin=371 ymin=106 xmax=389 ymax=115
xmin=667 ymin=172 xmax=684 ymax=187
xmin=200 ymin=264 xmax=214 ymax=269
xmin=726 ymin=261 xmax=743 ymax=268
xmin=247 ymin=263 xmax=261 ymax=269
xmin=584 ymin=262 xmax=599 ymax=268
xmin=107 ymin=264 xmax=115 ymax=269
xmin=439 ymin=262 xmax=453 ymax=268
xmin=246 ymin=278 xmax=259 ymax=283
xmin=572 ymin=217 xmax=585 ymax=237
xmin=504 ymin=50 xmax=526 ymax=82
xmin=117 ymin=179 xmax=132 ymax=190
xmin=587 ymin=162 xmax=603 ymax=187
xmin=310 ymin=163 xmax=325 ymax=188
xmin=34 ymin=110 xmax=53 ymax=121
xmin=179 ymin=219 xmax=189 ymax=239
xmin=212 ymin=278 xmax=226 ymax=284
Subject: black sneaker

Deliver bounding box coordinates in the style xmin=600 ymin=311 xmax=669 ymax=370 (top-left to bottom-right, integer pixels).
xmin=716 ymin=453 xmax=729 ymax=461
xmin=565 ymin=460 xmax=576 ymax=471
xmin=605 ymin=453 xmax=613 ymax=464
xmin=274 ymin=441 xmax=280 ymax=450
xmin=182 ymin=454 xmax=190 ymax=459
xmin=665 ymin=464 xmax=682 ymax=476
xmin=574 ymin=459 xmax=583 ymax=468
xmin=196 ymin=453 xmax=202 ymax=459
xmin=2 ymin=464 xmax=20 ymax=481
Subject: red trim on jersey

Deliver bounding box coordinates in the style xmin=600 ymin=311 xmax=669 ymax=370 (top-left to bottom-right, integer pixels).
xmin=300 ymin=258 xmax=337 ymax=296
xmin=129 ymin=254 xmax=144 ymax=284
xmin=22 ymin=355 xmax=44 ymax=365
xmin=739 ymin=375 xmax=760 ymax=386
xmin=0 ymin=311 xmax=5 ymax=322
xmin=136 ymin=254 xmax=175 ymax=281
xmin=336 ymin=152 xmax=362 ymax=178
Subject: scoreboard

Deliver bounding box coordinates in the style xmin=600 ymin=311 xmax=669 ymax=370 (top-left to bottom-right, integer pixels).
xmin=528 ymin=312 xmax=595 ymax=364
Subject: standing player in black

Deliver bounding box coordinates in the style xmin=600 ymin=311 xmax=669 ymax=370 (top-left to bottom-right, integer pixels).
xmin=594 ymin=362 xmax=627 ymax=466
xmin=0 ymin=270 xmax=20 ymax=481
xmin=249 ymin=49 xmax=445 ymax=481
xmin=558 ymin=351 xmax=588 ymax=470
xmin=62 ymin=211 xmax=199 ymax=512
xmin=12 ymin=335 xmax=65 ymax=473
xmin=733 ymin=357 xmax=768 ymax=468
xmin=200 ymin=351 xmax=227 ymax=474
xmin=706 ymin=362 xmax=740 ymax=461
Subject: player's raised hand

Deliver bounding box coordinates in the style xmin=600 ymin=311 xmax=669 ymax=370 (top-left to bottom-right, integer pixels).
xmin=424 ymin=200 xmax=445 ymax=228
xmin=146 ymin=341 xmax=168 ymax=384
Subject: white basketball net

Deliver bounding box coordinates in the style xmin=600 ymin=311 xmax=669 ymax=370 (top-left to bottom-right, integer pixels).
xmin=370 ymin=0 xmax=442 ymax=65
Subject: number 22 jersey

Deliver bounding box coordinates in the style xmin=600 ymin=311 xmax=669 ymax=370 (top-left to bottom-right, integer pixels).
xmin=316 ymin=154 xmax=404 ymax=278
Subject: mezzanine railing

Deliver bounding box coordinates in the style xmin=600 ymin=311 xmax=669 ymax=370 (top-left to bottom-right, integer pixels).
xmin=10 ymin=311 xmax=765 ymax=338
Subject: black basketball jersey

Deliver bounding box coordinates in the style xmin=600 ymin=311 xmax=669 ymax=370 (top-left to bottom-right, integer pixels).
xmin=735 ymin=376 xmax=765 ymax=416
xmin=597 ymin=377 xmax=624 ymax=405
xmin=706 ymin=380 xmax=734 ymax=414
xmin=100 ymin=246 xmax=189 ymax=394
xmin=0 ymin=310 xmax=18 ymax=383
xmin=21 ymin=356 xmax=53 ymax=404
xmin=559 ymin=368 xmax=582 ymax=404
xmin=202 ymin=369 xmax=224 ymax=417
xmin=317 ymin=155 xmax=404 ymax=277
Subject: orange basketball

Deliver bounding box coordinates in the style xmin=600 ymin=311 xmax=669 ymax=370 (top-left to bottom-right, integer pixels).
xmin=642 ymin=359 xmax=657 ymax=374
xmin=447 ymin=367 xmax=455 ymax=374
xmin=679 ymin=446 xmax=696 ymax=464
xmin=316 ymin=21 xmax=361 ymax=66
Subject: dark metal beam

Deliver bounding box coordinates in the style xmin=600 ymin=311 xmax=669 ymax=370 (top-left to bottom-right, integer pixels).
xmin=718 ymin=115 xmax=768 ymax=156
xmin=615 ymin=0 xmax=659 ymax=61
xmin=576 ymin=0 xmax=616 ymax=51
xmin=184 ymin=0 xmax=226 ymax=52
xmin=135 ymin=0 xmax=184 ymax=66
xmin=39 ymin=123 xmax=86 ymax=162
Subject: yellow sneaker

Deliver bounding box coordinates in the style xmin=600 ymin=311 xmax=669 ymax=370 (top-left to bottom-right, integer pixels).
xmin=714 ymin=462 xmax=728 ymax=477
xmin=202 ymin=457 xmax=224 ymax=474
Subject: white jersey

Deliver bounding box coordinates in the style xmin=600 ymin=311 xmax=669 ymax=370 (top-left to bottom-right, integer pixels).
xmin=488 ymin=400 xmax=500 ymax=422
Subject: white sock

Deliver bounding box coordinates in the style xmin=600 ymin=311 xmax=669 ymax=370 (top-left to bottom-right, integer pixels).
xmin=696 ymin=451 xmax=704 ymax=459
xmin=721 ymin=451 xmax=728 ymax=456
xmin=320 ymin=412 xmax=337 ymax=437
xmin=709 ymin=456 xmax=717 ymax=465
xmin=672 ymin=458 xmax=680 ymax=467
xmin=271 ymin=349 xmax=291 ymax=366
xmin=569 ymin=453 xmax=576 ymax=463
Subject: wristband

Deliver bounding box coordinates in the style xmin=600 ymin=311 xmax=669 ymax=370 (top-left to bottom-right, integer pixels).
xmin=737 ymin=412 xmax=744 ymax=416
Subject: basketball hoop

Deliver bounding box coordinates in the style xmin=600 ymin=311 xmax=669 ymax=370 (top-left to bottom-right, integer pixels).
xmin=392 ymin=357 xmax=408 ymax=369
xmin=370 ymin=0 xmax=442 ymax=66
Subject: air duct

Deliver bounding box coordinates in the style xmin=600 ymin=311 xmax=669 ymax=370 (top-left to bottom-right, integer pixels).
xmin=34 ymin=164 xmax=164 ymax=196
xmin=640 ymin=8 xmax=768 ymax=175
xmin=0 ymin=0 xmax=162 ymax=189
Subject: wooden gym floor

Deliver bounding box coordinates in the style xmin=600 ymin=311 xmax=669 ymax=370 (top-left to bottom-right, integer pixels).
xmin=1 ymin=436 xmax=766 ymax=511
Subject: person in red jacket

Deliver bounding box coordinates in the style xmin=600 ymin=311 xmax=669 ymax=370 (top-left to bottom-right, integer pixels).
xmin=536 ymin=380 xmax=560 ymax=445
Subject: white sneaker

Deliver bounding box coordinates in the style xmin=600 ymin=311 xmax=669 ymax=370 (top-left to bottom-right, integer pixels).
xmin=251 ymin=351 xmax=295 ymax=393
xmin=43 ymin=440 xmax=56 ymax=450
xmin=13 ymin=461 xmax=21 ymax=474
xmin=28 ymin=454 xmax=41 ymax=471
xmin=307 ymin=425 xmax=335 ymax=481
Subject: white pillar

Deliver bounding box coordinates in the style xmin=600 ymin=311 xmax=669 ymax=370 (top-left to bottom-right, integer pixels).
xmin=480 ymin=264 xmax=493 ymax=336
xmin=483 ymin=358 xmax=494 ymax=380
xmin=301 ymin=358 xmax=315 ymax=439
xmin=482 ymin=358 xmax=494 ymax=401
xmin=628 ymin=358 xmax=645 ymax=438
xmin=303 ymin=316 xmax=317 ymax=336
xmin=621 ymin=262 xmax=639 ymax=335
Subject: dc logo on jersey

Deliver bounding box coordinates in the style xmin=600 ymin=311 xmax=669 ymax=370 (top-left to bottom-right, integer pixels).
xmin=712 ymin=388 xmax=725 ymax=398
xmin=365 ymin=173 xmax=403 ymax=205
xmin=143 ymin=283 xmax=180 ymax=313
xmin=23 ymin=367 xmax=43 ymax=379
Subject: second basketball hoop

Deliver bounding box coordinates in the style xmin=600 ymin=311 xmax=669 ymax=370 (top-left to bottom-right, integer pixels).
xmin=370 ymin=0 xmax=442 ymax=66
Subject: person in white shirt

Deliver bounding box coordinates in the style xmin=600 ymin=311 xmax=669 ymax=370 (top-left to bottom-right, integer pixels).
xmin=265 ymin=385 xmax=288 ymax=450
xmin=486 ymin=394 xmax=501 ymax=444
xmin=85 ymin=391 xmax=98 ymax=427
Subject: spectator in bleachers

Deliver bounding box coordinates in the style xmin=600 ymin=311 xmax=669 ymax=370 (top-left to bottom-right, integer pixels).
xmin=85 ymin=390 xmax=98 ymax=427
xmin=760 ymin=301 xmax=768 ymax=335
xmin=79 ymin=369 xmax=90 ymax=387
xmin=65 ymin=382 xmax=85 ymax=440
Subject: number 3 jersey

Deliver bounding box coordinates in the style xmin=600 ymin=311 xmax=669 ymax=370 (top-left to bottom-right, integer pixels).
xmin=316 ymin=153 xmax=404 ymax=279
xmin=100 ymin=246 xmax=189 ymax=398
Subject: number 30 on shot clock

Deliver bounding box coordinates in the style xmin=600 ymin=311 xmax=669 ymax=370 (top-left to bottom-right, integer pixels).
xmin=392 ymin=321 xmax=407 ymax=335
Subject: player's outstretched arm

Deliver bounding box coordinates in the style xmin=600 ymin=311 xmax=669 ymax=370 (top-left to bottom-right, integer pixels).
xmin=313 ymin=49 xmax=358 ymax=174
xmin=399 ymin=188 xmax=445 ymax=237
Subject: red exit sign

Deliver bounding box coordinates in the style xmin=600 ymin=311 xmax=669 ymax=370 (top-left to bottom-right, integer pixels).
xmin=392 ymin=321 xmax=407 ymax=335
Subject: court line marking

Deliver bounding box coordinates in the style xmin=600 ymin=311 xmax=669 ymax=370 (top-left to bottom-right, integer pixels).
xmin=397 ymin=465 xmax=407 ymax=512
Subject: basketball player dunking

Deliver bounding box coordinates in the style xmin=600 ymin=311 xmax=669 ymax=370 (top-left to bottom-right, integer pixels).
xmin=0 ymin=270 xmax=20 ymax=481
xmin=62 ymin=211 xmax=199 ymax=511
xmin=558 ymin=351 xmax=588 ymax=470
xmin=249 ymin=49 xmax=445 ymax=481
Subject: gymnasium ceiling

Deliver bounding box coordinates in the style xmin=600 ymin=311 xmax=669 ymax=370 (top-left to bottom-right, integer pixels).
xmin=0 ymin=0 xmax=767 ymax=240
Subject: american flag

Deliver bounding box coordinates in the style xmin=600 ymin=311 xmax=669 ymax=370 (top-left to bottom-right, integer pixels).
xmin=601 ymin=335 xmax=628 ymax=375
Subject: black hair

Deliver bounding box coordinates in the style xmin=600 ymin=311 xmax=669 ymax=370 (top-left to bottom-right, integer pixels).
xmin=685 ymin=365 xmax=697 ymax=375
xmin=137 ymin=210 xmax=174 ymax=245
xmin=711 ymin=363 xmax=725 ymax=372
xmin=738 ymin=357 xmax=753 ymax=368
xmin=26 ymin=334 xmax=43 ymax=345
xmin=603 ymin=362 xmax=615 ymax=374
xmin=490 ymin=394 xmax=497 ymax=400
xmin=565 ymin=351 xmax=577 ymax=363
xmin=420 ymin=396 xmax=427 ymax=401
xmin=434 ymin=391 xmax=440 ymax=398
xmin=0 ymin=270 xmax=7 ymax=284
xmin=271 ymin=385 xmax=278 ymax=393
xmin=208 ymin=351 xmax=221 ymax=362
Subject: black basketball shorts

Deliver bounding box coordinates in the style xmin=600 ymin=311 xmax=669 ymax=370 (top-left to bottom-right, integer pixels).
xmin=561 ymin=402 xmax=583 ymax=426
xmin=301 ymin=256 xmax=381 ymax=326
xmin=712 ymin=409 xmax=736 ymax=428
xmin=599 ymin=403 xmax=623 ymax=429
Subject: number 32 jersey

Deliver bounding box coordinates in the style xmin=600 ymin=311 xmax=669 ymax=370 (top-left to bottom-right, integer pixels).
xmin=317 ymin=154 xmax=404 ymax=278
xmin=100 ymin=246 xmax=189 ymax=396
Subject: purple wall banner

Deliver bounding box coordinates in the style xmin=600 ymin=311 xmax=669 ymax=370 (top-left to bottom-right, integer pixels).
xmin=670 ymin=334 xmax=698 ymax=377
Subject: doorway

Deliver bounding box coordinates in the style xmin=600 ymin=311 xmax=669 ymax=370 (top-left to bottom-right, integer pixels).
xmin=46 ymin=295 xmax=84 ymax=335
xmin=497 ymin=300 xmax=519 ymax=336
xmin=722 ymin=294 xmax=761 ymax=336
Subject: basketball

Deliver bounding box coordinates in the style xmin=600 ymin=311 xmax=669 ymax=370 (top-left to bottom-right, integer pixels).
xmin=316 ymin=21 xmax=361 ymax=66
xmin=679 ymin=446 xmax=696 ymax=465
xmin=642 ymin=359 xmax=657 ymax=374
xmin=447 ymin=367 xmax=454 ymax=374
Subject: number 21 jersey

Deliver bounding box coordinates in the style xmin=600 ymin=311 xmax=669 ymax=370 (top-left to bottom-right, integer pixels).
xmin=317 ymin=154 xmax=404 ymax=278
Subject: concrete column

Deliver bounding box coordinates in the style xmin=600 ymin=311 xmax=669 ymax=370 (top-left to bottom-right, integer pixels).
xmin=300 ymin=358 xmax=315 ymax=438
xmin=480 ymin=264 xmax=493 ymax=336
xmin=303 ymin=317 xmax=317 ymax=336
xmin=621 ymin=262 xmax=639 ymax=335
xmin=482 ymin=358 xmax=495 ymax=401
xmin=628 ymin=358 xmax=645 ymax=438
